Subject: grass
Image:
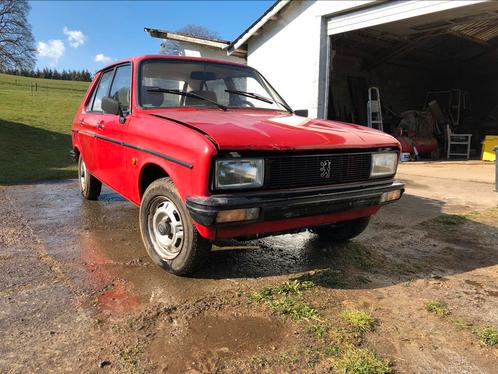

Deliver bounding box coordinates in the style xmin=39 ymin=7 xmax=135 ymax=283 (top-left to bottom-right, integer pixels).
xmin=249 ymin=279 xmax=315 ymax=303
xmin=0 ymin=73 xmax=88 ymax=184
xmin=249 ymin=279 xmax=318 ymax=320
xmin=473 ymin=326 xmax=498 ymax=347
xmin=307 ymin=323 xmax=330 ymax=338
xmin=429 ymin=214 xmax=468 ymax=226
xmin=451 ymin=318 xmax=473 ymax=330
xmin=250 ymin=278 xmax=390 ymax=371
xmin=293 ymin=268 xmax=345 ymax=288
xmin=334 ymin=347 xmax=392 ymax=374
xmin=341 ymin=310 xmax=376 ymax=332
xmin=269 ymin=297 xmax=319 ymax=320
xmin=425 ymin=300 xmax=450 ymax=317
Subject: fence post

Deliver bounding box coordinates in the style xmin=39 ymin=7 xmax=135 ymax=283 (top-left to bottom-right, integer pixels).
xmin=35 ymin=83 xmax=37 ymax=92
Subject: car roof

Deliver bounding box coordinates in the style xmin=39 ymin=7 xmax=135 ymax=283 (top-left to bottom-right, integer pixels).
xmin=96 ymin=54 xmax=248 ymax=74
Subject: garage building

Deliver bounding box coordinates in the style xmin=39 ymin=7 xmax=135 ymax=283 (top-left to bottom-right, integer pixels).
xmin=146 ymin=0 xmax=498 ymax=158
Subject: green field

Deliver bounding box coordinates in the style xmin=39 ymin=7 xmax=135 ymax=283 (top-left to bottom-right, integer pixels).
xmin=0 ymin=73 xmax=89 ymax=184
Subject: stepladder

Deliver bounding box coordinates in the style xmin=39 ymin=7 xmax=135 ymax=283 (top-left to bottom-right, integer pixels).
xmin=367 ymin=87 xmax=383 ymax=131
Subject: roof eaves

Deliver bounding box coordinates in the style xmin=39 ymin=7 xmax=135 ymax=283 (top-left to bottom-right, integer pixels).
xmin=227 ymin=0 xmax=291 ymax=55
xmin=144 ymin=27 xmax=230 ymax=49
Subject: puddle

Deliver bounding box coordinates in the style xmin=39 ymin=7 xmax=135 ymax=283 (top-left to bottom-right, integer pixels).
xmin=96 ymin=279 xmax=141 ymax=315
xmin=149 ymin=315 xmax=285 ymax=372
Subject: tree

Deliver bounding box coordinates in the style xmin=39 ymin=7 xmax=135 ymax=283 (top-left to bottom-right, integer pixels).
xmin=0 ymin=0 xmax=36 ymax=71
xmin=162 ymin=24 xmax=222 ymax=55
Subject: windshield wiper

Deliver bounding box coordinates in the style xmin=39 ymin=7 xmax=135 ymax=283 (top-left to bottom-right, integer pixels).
xmin=225 ymin=89 xmax=293 ymax=113
xmin=225 ymin=89 xmax=274 ymax=104
xmin=147 ymin=88 xmax=228 ymax=111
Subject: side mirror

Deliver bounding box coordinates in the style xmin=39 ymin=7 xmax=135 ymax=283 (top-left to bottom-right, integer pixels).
xmin=294 ymin=109 xmax=308 ymax=117
xmin=102 ymin=96 xmax=122 ymax=116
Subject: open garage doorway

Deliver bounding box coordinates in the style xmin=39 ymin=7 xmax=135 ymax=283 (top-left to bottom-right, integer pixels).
xmin=327 ymin=1 xmax=498 ymax=160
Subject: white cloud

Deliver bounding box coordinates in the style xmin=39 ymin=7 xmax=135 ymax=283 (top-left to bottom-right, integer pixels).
xmin=63 ymin=27 xmax=87 ymax=48
xmin=37 ymin=40 xmax=65 ymax=66
xmin=94 ymin=53 xmax=113 ymax=64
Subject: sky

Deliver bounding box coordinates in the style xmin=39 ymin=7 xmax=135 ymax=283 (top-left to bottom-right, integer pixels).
xmin=29 ymin=0 xmax=274 ymax=72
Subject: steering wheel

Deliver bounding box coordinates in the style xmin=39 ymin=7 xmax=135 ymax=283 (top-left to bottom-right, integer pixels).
xmin=238 ymin=100 xmax=254 ymax=108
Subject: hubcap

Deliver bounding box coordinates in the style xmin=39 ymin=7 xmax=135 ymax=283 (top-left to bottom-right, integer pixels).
xmin=79 ymin=159 xmax=87 ymax=191
xmin=148 ymin=197 xmax=184 ymax=260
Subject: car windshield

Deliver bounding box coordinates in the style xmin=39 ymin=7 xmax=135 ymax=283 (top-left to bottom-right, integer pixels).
xmin=139 ymin=59 xmax=291 ymax=112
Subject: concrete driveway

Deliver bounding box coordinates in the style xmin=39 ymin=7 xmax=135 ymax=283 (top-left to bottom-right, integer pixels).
xmin=1 ymin=161 xmax=497 ymax=373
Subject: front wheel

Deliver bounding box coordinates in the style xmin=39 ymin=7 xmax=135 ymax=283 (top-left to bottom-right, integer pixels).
xmin=139 ymin=177 xmax=211 ymax=275
xmin=310 ymin=216 xmax=371 ymax=242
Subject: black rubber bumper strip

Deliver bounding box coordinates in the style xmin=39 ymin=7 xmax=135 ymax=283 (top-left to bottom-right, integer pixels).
xmin=72 ymin=129 xmax=192 ymax=169
xmin=186 ymin=181 xmax=405 ymax=227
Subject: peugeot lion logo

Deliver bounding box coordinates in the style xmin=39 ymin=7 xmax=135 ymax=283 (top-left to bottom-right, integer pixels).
xmin=320 ymin=160 xmax=331 ymax=179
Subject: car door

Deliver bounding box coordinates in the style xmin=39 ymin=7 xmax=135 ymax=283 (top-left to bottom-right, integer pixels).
xmin=78 ymin=69 xmax=114 ymax=174
xmin=94 ymin=64 xmax=131 ymax=193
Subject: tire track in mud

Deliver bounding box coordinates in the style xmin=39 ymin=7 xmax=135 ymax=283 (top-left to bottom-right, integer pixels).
xmin=0 ymin=187 xmax=87 ymax=300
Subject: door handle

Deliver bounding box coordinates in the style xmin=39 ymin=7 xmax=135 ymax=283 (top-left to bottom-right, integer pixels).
xmin=79 ymin=119 xmax=85 ymax=126
xmin=97 ymin=121 xmax=104 ymax=129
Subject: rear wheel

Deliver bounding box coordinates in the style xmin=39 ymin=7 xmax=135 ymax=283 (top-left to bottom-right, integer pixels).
xmin=310 ymin=216 xmax=371 ymax=242
xmin=139 ymin=177 xmax=211 ymax=275
xmin=78 ymin=156 xmax=102 ymax=200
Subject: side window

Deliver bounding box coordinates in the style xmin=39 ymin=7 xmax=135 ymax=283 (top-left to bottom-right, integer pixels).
xmin=109 ymin=65 xmax=131 ymax=112
xmin=91 ymin=69 xmax=114 ymax=112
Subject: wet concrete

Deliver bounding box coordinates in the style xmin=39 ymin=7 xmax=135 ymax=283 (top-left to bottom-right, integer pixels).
xmin=1 ymin=163 xmax=498 ymax=372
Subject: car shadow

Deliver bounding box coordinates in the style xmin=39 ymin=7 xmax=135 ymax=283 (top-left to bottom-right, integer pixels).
xmin=0 ymin=120 xmax=75 ymax=185
xmin=76 ymin=187 xmax=498 ymax=289
xmin=190 ymin=193 xmax=498 ymax=288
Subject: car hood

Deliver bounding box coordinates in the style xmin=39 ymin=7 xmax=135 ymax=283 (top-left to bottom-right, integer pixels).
xmin=149 ymin=109 xmax=399 ymax=151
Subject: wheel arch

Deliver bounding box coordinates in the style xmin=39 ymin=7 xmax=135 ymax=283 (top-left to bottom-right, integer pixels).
xmin=73 ymin=145 xmax=81 ymax=160
xmin=139 ymin=162 xmax=171 ymax=198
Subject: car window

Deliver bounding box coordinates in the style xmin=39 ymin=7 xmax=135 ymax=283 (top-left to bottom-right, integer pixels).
xmin=139 ymin=60 xmax=289 ymax=111
xmin=91 ymin=69 xmax=114 ymax=112
xmin=86 ymin=82 xmax=98 ymax=111
xmin=141 ymin=77 xmax=184 ymax=108
xmin=205 ymin=79 xmax=229 ymax=106
xmin=232 ymin=76 xmax=275 ymax=109
xmin=109 ymin=65 xmax=131 ymax=112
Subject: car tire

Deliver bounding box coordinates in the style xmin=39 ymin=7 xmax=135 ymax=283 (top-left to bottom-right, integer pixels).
xmin=139 ymin=177 xmax=211 ymax=275
xmin=310 ymin=216 xmax=371 ymax=242
xmin=78 ymin=156 xmax=102 ymax=200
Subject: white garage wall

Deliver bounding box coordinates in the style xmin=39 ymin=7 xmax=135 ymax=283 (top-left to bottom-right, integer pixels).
xmin=246 ymin=0 xmax=373 ymax=118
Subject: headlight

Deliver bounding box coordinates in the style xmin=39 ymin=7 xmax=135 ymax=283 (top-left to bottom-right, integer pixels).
xmin=215 ymin=159 xmax=264 ymax=190
xmin=371 ymin=152 xmax=398 ymax=177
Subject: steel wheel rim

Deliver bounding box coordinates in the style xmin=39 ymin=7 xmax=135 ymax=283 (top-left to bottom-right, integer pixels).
xmin=79 ymin=159 xmax=87 ymax=191
xmin=148 ymin=196 xmax=184 ymax=260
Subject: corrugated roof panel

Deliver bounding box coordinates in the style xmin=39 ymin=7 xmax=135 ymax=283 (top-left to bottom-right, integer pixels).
xmin=450 ymin=19 xmax=498 ymax=41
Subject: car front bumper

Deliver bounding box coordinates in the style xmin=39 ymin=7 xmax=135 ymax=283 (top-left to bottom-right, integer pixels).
xmin=186 ymin=181 xmax=404 ymax=230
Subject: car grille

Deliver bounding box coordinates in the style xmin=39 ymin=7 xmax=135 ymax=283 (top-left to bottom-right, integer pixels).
xmin=265 ymin=152 xmax=372 ymax=189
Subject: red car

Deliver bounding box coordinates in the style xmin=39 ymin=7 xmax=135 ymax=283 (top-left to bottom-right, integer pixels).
xmin=72 ymin=55 xmax=404 ymax=275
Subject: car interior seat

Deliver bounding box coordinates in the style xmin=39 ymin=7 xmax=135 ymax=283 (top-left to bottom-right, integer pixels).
xmin=141 ymin=86 xmax=164 ymax=108
xmin=185 ymin=90 xmax=218 ymax=106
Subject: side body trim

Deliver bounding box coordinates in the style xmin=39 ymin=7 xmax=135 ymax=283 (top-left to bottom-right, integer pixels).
xmin=72 ymin=129 xmax=193 ymax=168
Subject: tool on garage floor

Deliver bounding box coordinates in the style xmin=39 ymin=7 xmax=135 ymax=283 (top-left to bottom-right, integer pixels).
xmin=367 ymin=87 xmax=383 ymax=131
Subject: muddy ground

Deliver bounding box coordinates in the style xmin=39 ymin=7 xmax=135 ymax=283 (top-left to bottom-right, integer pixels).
xmin=1 ymin=162 xmax=497 ymax=373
